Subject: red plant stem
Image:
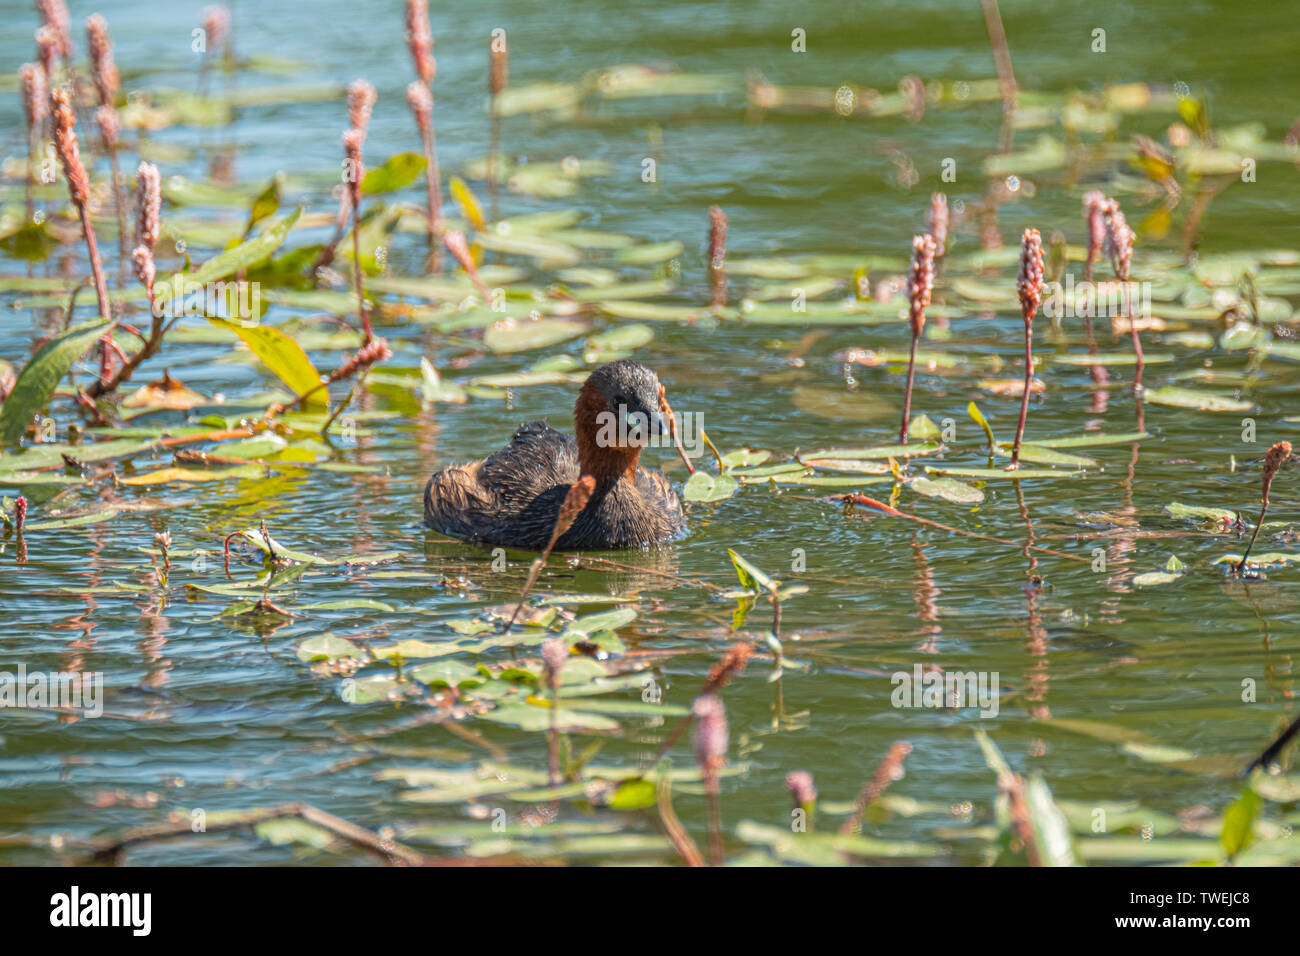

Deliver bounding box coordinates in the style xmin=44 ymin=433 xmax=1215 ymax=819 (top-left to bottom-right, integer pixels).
xmin=350 ymin=202 xmax=372 ymax=342
xmin=704 ymin=779 xmax=723 ymax=866
xmin=86 ymin=288 xmax=161 ymax=398
xmin=899 ymin=330 xmax=919 ymax=445
xmin=71 ymin=202 xmax=114 ymax=383
xmin=981 ymin=0 xmax=1016 ymax=109
xmin=1125 ymin=282 xmax=1144 ymax=388
xmin=419 ymin=123 xmax=443 ymax=272
xmin=1010 ymin=322 xmax=1033 ymax=465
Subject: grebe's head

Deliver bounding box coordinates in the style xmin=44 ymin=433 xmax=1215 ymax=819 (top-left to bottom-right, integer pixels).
xmin=580 ymin=359 xmax=668 ymax=449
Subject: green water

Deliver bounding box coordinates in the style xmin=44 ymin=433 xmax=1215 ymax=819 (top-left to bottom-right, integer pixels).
xmin=1 ymin=0 xmax=1299 ymax=864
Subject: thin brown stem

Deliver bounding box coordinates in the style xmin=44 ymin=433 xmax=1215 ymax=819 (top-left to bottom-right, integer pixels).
xmin=899 ymin=330 xmax=919 ymax=445
xmin=1010 ymin=322 xmax=1033 ymax=465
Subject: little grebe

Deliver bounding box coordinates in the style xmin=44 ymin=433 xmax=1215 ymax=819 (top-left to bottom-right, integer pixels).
xmin=424 ymin=360 xmax=685 ymax=550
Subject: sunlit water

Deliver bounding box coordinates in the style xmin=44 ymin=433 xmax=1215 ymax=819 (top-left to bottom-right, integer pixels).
xmin=1 ymin=0 xmax=1298 ymax=864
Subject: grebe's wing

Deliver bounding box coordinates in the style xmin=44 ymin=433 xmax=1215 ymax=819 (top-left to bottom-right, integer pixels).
xmin=423 ymin=421 xmax=579 ymax=543
xmin=479 ymin=421 xmax=579 ymax=500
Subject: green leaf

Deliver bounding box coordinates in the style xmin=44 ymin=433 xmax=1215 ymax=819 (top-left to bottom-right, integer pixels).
xmin=361 ymin=153 xmax=427 ymax=195
xmin=297 ymin=635 xmax=365 ymax=662
xmin=925 ymin=466 xmax=1084 ymax=480
xmin=682 ymin=471 xmax=738 ymax=502
xmin=186 ymin=207 xmax=302 ymax=285
xmin=995 ymin=443 xmax=1098 ymax=468
xmin=244 ymin=173 xmax=283 ymax=238
xmin=0 ymin=221 xmax=59 ymax=262
xmin=802 ymin=441 xmax=941 ymax=460
xmin=483 ymin=318 xmax=588 ymax=354
xmin=907 ymin=414 xmax=942 ymax=440
xmin=0 ymin=319 xmax=112 ymax=445
xmin=728 ymin=549 xmax=777 ymax=592
xmin=967 ymin=401 xmax=997 ymax=450
xmin=207 ymin=317 xmax=326 ymax=409
xmin=1024 ymin=774 xmax=1079 ymax=867
xmin=607 ymin=778 xmax=657 ymax=811
xmin=1144 ymin=386 xmax=1254 ymax=413
xmin=909 ymin=476 xmax=985 ymax=504
xmin=1164 ymin=502 xmax=1237 ymax=524
xmin=409 ymin=659 xmax=484 ymax=688
xmin=449 ymin=175 xmax=485 ymax=230
xmin=1220 ymin=786 xmax=1259 ymax=858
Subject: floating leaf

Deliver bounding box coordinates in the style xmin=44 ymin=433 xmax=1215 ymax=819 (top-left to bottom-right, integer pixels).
xmin=297 ymin=635 xmax=365 ymax=662
xmin=803 ymin=441 xmax=941 ymax=461
xmin=120 ymin=464 xmax=264 ymax=485
xmin=616 ymin=240 xmax=684 ymax=265
xmin=719 ymin=449 xmax=770 ymax=469
xmin=481 ymin=702 xmax=621 ymax=733
xmin=409 ymin=659 xmax=483 ymax=688
xmin=682 ymin=471 xmax=738 ymax=502
xmin=994 ymin=443 xmax=1098 ymax=468
xmin=925 ymin=466 xmax=1084 ymax=480
xmin=1144 ymin=386 xmax=1254 ymax=412
xmin=909 ymin=476 xmax=985 ymax=504
xmin=483 ymin=317 xmax=588 ymax=354
xmin=1164 ymin=502 xmax=1237 ymax=524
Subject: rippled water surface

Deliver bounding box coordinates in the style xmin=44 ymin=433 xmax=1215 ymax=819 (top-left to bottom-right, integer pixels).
xmin=2 ymin=0 xmax=1299 ymax=864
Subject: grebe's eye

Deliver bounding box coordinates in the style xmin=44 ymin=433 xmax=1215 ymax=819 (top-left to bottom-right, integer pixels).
xmin=613 ymin=393 xmax=628 ymax=409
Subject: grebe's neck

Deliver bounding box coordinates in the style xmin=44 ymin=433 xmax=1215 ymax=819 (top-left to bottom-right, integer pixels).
xmin=574 ymin=380 xmax=641 ymax=483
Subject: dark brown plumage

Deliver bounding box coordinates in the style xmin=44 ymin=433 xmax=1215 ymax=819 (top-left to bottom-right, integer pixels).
xmin=424 ymin=360 xmax=685 ymax=550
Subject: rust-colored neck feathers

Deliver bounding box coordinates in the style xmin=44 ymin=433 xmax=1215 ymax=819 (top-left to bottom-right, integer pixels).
xmin=574 ymin=381 xmax=640 ymax=483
